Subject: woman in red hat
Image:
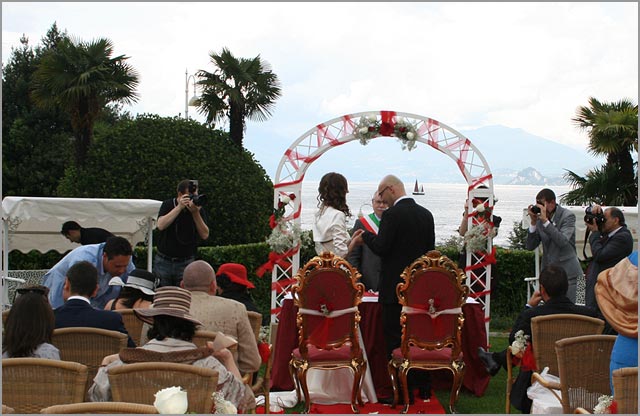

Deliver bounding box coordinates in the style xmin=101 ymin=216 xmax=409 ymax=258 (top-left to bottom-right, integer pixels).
xmin=216 ymin=263 xmax=264 ymax=324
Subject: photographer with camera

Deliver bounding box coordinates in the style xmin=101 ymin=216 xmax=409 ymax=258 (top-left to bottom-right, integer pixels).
xmin=154 ymin=179 xmax=209 ymax=287
xmin=525 ymin=188 xmax=583 ymax=303
xmin=584 ymin=205 xmax=633 ymax=328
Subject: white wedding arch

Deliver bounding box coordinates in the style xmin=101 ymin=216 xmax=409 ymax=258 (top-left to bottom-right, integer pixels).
xmin=269 ymin=110 xmax=496 ymax=337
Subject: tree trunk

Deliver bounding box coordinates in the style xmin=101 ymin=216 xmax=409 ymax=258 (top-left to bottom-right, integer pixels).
xmin=229 ymin=104 xmax=244 ymax=147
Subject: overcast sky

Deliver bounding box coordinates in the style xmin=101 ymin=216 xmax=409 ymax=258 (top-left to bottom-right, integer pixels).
xmin=2 ymin=2 xmax=638 ymax=179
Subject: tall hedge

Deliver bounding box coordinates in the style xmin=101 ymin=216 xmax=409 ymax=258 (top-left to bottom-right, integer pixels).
xmin=57 ymin=114 xmax=273 ymax=245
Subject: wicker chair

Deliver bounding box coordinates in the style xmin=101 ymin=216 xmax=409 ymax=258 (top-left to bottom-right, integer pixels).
xmin=114 ymin=308 xmax=145 ymax=346
xmin=612 ymin=366 xmax=638 ymax=414
xmin=108 ymin=361 xmax=219 ymax=414
xmin=574 ymin=366 xmax=638 ymax=414
xmin=289 ymin=251 xmax=366 ymax=413
xmin=2 ymin=357 xmax=88 ymax=413
xmin=40 ymin=401 xmax=159 ymax=414
xmin=532 ymin=334 xmax=616 ymax=413
xmin=51 ymin=327 xmax=128 ymax=399
xmin=247 ymin=311 xmax=262 ymax=341
xmin=191 ymin=329 xmax=220 ymax=347
xmin=388 ymin=250 xmax=468 ymax=414
xmin=505 ymin=313 xmax=605 ymax=413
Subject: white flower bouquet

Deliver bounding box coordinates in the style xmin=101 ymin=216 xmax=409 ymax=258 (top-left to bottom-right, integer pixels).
xmin=593 ymin=394 xmax=613 ymax=414
xmin=212 ymin=391 xmax=237 ymax=414
xmin=510 ymin=329 xmax=530 ymax=356
xmin=154 ymin=386 xmax=188 ymax=414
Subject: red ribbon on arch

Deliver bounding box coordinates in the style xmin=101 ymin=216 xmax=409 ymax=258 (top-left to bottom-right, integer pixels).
xmin=256 ymin=247 xmax=298 ymax=277
xmin=464 ymin=247 xmax=497 ymax=272
xmin=379 ymin=111 xmax=397 ymax=136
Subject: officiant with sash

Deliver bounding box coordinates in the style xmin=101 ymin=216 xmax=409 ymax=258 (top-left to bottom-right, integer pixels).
xmin=347 ymin=191 xmax=388 ymax=292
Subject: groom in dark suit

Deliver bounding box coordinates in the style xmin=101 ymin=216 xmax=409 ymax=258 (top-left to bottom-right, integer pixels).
xmin=351 ymin=174 xmax=435 ymax=401
xmin=54 ymin=261 xmax=135 ymax=347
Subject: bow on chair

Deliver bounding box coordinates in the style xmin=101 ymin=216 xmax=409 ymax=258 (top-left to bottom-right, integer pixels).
xmin=298 ymin=305 xmax=358 ymax=348
xmin=402 ymin=298 xmax=462 ymax=338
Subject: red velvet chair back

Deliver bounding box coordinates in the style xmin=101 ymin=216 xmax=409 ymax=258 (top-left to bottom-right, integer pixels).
xmin=397 ymin=250 xmax=469 ymax=358
xmin=291 ymin=251 xmax=365 ymax=355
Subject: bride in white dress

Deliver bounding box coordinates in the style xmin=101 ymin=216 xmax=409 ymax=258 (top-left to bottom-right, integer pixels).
xmin=308 ymin=172 xmax=378 ymax=404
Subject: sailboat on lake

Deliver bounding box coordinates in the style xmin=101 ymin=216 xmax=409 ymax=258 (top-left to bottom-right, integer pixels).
xmin=412 ymin=179 xmax=425 ymax=195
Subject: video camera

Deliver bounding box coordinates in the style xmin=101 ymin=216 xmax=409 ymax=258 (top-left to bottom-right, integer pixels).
xmin=584 ymin=205 xmax=605 ymax=226
xmin=187 ymin=180 xmax=206 ymax=206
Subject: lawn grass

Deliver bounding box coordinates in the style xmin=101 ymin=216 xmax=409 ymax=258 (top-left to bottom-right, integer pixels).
xmin=280 ymin=333 xmax=520 ymax=414
xmin=433 ymin=333 xmax=517 ymax=414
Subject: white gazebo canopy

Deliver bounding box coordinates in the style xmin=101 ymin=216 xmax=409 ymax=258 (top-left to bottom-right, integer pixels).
xmin=2 ymin=196 xmax=161 ymax=272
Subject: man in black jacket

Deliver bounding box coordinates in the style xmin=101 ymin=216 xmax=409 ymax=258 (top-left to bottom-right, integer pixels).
xmin=351 ymin=174 xmax=435 ymax=402
xmin=477 ymin=265 xmax=597 ymax=412
xmin=61 ymin=221 xmax=113 ymax=245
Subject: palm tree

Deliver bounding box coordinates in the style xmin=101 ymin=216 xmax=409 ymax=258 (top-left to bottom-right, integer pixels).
xmin=195 ymin=47 xmax=281 ymax=147
xmin=32 ymin=37 xmax=139 ymax=166
xmin=562 ymin=97 xmax=638 ymax=206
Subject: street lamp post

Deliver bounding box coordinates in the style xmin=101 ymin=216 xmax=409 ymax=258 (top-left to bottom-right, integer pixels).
xmin=185 ymin=69 xmax=198 ymax=119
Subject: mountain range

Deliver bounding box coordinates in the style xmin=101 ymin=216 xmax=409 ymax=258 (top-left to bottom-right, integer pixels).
xmin=250 ymin=124 xmax=603 ymax=185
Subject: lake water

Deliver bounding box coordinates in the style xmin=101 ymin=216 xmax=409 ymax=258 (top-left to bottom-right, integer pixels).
xmin=298 ymin=182 xmax=573 ymax=247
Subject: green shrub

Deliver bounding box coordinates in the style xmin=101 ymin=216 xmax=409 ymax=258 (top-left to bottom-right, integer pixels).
xmin=57 ymin=114 xmax=273 ymax=246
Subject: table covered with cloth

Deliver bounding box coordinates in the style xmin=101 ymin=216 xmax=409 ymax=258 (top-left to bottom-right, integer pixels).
xmin=270 ymin=295 xmax=491 ymax=398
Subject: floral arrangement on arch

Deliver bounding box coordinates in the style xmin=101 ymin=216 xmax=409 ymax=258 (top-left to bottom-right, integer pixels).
xmin=463 ymin=201 xmax=498 ymax=253
xmin=353 ymin=114 xmax=419 ymax=151
xmin=266 ymin=193 xmax=304 ymax=254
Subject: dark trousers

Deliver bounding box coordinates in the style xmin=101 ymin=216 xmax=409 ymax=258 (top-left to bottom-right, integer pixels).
xmin=382 ymin=302 xmax=431 ymax=392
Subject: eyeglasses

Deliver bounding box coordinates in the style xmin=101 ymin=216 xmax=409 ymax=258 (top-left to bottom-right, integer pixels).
xmin=378 ymin=185 xmax=391 ymax=198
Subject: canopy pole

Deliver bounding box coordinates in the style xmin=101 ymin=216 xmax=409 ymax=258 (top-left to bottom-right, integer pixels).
xmin=147 ymin=216 xmax=154 ymax=272
xmin=2 ymin=220 xmax=10 ymax=308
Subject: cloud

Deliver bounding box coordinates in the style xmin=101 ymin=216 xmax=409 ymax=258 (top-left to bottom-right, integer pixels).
xmin=2 ymin=1 xmax=637 ymax=165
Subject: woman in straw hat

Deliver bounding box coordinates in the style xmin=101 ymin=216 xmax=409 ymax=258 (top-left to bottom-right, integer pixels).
xmin=88 ymin=286 xmax=255 ymax=412
xmin=595 ymin=250 xmax=638 ymax=392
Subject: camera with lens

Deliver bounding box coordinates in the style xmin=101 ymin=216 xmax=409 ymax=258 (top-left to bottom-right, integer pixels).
xmin=187 ymin=180 xmax=206 ymax=207
xmin=530 ymin=205 xmax=541 ymax=215
xmin=584 ymin=206 xmax=605 ymax=226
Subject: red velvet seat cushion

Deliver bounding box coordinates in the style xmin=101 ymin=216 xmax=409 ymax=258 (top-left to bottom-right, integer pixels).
xmin=391 ymin=346 xmax=462 ymax=363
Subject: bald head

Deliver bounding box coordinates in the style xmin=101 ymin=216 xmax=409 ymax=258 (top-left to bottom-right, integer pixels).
xmin=181 ymin=260 xmax=216 ymax=294
xmin=377 ymin=174 xmax=406 ymax=205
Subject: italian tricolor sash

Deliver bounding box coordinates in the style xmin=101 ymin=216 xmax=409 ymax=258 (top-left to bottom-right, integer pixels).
xmin=361 ymin=213 xmax=380 ymax=235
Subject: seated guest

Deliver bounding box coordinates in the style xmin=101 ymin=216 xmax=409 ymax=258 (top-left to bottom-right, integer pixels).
xmin=216 ymin=263 xmax=262 ymax=318
xmin=477 ymin=265 xmax=597 ymax=413
xmin=105 ymin=268 xmax=156 ymax=310
xmin=54 ymin=261 xmax=135 ymax=347
xmin=61 ymin=220 xmax=114 ymax=245
xmin=2 ymin=285 xmax=60 ymax=359
xmin=88 ymin=287 xmax=255 ymax=413
xmin=181 ymin=261 xmax=261 ymax=375
xmin=595 ymin=251 xmax=638 ymax=393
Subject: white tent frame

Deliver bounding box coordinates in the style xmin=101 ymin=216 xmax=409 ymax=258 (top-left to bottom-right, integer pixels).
xmin=1 ymin=196 xmax=162 ymax=307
